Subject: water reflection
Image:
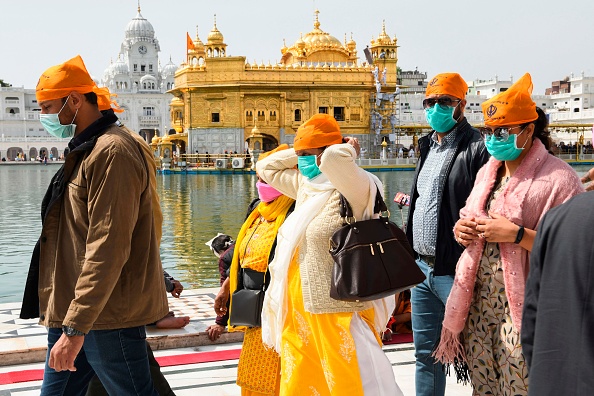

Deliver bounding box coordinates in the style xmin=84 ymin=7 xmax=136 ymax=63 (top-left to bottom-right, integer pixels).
xmin=158 ymin=171 xmax=428 ymax=288
xmin=1 ymin=164 xmax=591 ymax=303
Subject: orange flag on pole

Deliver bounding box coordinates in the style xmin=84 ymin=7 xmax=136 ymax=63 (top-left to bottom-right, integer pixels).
xmin=187 ymin=32 xmax=195 ymax=52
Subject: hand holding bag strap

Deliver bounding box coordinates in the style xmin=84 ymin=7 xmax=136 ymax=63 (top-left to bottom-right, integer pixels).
xmin=339 ymin=185 xmax=387 ymax=220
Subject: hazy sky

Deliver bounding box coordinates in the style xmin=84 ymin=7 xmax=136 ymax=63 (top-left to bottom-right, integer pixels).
xmin=2 ymin=0 xmax=593 ymax=94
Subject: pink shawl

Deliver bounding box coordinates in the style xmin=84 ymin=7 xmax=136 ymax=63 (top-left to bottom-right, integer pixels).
xmin=433 ymin=139 xmax=584 ymax=365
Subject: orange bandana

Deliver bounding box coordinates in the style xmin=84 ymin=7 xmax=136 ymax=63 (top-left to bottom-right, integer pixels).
xmin=293 ymin=114 xmax=342 ymax=151
xmin=258 ymin=144 xmax=289 ymax=161
xmin=482 ymin=73 xmax=538 ymax=126
xmin=36 ymin=55 xmax=122 ymax=112
xmin=425 ymin=73 xmax=468 ymax=100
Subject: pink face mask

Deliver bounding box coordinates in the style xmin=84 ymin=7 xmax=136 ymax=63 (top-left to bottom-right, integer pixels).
xmin=256 ymin=181 xmax=283 ymax=203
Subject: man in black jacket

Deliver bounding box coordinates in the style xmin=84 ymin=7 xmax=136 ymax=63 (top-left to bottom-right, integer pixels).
xmin=405 ymin=73 xmax=489 ymax=396
xmin=522 ymin=191 xmax=592 ymax=396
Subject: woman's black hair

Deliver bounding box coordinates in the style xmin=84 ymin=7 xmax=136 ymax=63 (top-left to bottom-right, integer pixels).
xmin=211 ymin=234 xmax=233 ymax=254
xmin=522 ymin=107 xmax=552 ymax=152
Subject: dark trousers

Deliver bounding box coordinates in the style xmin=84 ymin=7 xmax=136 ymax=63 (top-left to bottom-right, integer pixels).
xmin=40 ymin=326 xmax=158 ymax=396
xmin=86 ymin=342 xmax=175 ymax=396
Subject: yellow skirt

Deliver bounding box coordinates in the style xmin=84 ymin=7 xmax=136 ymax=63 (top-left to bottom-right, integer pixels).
xmin=280 ymin=258 xmax=377 ymax=396
xmin=237 ymin=327 xmax=281 ymax=395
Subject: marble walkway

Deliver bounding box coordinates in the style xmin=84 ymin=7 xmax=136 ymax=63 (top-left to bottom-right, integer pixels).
xmin=0 ymin=289 xmax=471 ymax=395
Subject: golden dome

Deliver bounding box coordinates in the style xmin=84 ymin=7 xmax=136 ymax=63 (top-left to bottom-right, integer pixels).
xmin=170 ymin=96 xmax=184 ymax=106
xmin=207 ymin=15 xmax=224 ymax=44
xmin=347 ymin=33 xmax=356 ymax=51
xmin=376 ymin=20 xmax=393 ymax=46
xmin=251 ymin=124 xmax=263 ymax=137
xmin=293 ymin=10 xmax=343 ymax=51
xmin=296 ymin=33 xmax=306 ymax=49
xmin=151 ymin=135 xmax=160 ymax=144
xmin=161 ymin=134 xmax=172 ymax=143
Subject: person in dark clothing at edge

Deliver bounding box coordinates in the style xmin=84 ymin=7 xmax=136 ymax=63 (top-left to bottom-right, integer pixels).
xmin=521 ymin=191 xmax=593 ymax=396
xmin=21 ymin=55 xmax=169 ymax=395
xmin=404 ymin=73 xmax=489 ymax=396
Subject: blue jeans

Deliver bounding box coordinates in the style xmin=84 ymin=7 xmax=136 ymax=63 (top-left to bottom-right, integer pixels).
xmin=411 ymin=258 xmax=454 ymax=396
xmin=40 ymin=326 xmax=158 ymax=396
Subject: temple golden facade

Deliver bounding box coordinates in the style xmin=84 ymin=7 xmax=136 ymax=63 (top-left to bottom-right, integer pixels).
xmin=165 ymin=11 xmax=398 ymax=159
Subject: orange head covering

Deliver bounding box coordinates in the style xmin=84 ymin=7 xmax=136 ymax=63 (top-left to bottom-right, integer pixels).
xmin=481 ymin=73 xmax=538 ymax=126
xmin=258 ymin=144 xmax=289 ymax=161
xmin=293 ymin=114 xmax=343 ymax=151
xmin=425 ymin=73 xmax=468 ymax=100
xmin=36 ymin=55 xmax=122 ymax=112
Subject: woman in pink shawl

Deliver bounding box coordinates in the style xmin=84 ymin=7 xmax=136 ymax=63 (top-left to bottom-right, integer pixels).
xmin=433 ymin=73 xmax=583 ymax=395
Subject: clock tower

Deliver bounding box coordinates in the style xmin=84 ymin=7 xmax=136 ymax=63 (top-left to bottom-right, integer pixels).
xmin=101 ymin=3 xmax=177 ymax=145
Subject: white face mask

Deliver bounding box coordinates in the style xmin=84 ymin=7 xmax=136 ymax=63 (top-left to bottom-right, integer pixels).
xmin=39 ymin=95 xmax=78 ymax=139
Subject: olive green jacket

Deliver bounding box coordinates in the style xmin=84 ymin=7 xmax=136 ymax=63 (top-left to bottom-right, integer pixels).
xmin=30 ymin=121 xmax=168 ymax=333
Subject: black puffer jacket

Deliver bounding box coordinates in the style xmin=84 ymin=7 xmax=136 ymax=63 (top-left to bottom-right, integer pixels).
xmin=405 ymin=118 xmax=489 ymax=276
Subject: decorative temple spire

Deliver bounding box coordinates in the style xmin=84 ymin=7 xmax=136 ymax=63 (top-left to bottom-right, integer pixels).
xmin=314 ymin=9 xmax=320 ymax=29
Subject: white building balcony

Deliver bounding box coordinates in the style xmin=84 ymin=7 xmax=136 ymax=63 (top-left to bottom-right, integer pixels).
xmin=3 ymin=114 xmax=22 ymax=120
xmin=139 ymin=116 xmax=160 ymax=127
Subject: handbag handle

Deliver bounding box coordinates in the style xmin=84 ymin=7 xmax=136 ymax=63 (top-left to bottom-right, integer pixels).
xmin=339 ymin=185 xmax=388 ymax=221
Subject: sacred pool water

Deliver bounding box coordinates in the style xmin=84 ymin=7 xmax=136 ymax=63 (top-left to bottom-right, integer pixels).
xmin=0 ymin=164 xmax=589 ymax=304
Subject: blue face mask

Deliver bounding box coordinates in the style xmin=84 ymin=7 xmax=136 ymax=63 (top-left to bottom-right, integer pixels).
xmin=39 ymin=95 xmax=78 ymax=139
xmin=484 ymin=128 xmax=528 ymax=161
xmin=297 ymin=155 xmax=322 ymax=180
xmin=424 ymin=103 xmax=459 ymax=133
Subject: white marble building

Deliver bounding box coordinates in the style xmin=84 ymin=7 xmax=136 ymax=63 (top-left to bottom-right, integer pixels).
xmin=0 ymin=86 xmax=68 ymax=161
xmin=0 ymin=5 xmax=177 ymax=161
xmin=100 ymin=5 xmax=177 ymax=144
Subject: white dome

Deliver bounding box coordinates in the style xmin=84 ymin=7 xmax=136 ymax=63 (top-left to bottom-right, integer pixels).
xmin=112 ymin=57 xmax=129 ymax=75
xmin=125 ymin=11 xmax=155 ymax=39
xmin=103 ymin=63 xmax=115 ymax=80
xmin=140 ymin=74 xmax=157 ymax=84
xmin=161 ymin=59 xmax=178 ymax=77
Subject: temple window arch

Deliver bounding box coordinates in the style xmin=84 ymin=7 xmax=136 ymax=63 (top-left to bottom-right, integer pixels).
xmin=246 ymin=110 xmax=253 ymax=122
xmin=257 ymin=110 xmax=265 ymax=122
xmin=294 ymin=109 xmax=302 ymax=122
xmin=270 ymin=110 xmax=277 ymax=121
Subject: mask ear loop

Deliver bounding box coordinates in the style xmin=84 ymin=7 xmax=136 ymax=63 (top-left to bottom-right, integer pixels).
xmin=516 ymin=126 xmax=532 ymax=150
xmin=453 ymin=100 xmax=463 ymax=123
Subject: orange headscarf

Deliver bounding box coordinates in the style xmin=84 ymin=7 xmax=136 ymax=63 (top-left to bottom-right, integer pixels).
xmin=36 ymin=55 xmax=122 ymax=112
xmin=258 ymin=144 xmax=289 ymax=161
xmin=293 ymin=114 xmax=343 ymax=151
xmin=481 ymin=73 xmax=538 ymax=126
xmin=425 ymin=73 xmax=468 ymax=100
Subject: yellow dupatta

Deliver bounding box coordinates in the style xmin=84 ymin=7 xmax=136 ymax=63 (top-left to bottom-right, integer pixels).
xmin=228 ymin=195 xmax=295 ymax=332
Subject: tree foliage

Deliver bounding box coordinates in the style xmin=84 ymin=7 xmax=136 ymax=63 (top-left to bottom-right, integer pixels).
xmin=0 ymin=79 xmax=12 ymax=87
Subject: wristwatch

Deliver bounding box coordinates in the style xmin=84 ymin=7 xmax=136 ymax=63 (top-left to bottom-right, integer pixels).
xmin=514 ymin=225 xmax=525 ymax=244
xmin=62 ymin=326 xmax=85 ymax=337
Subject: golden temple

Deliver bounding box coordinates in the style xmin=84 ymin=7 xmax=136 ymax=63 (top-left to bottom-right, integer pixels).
xmin=158 ymin=11 xmax=399 ymax=164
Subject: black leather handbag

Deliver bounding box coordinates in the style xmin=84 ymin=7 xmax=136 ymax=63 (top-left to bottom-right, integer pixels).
xmin=229 ymin=268 xmax=268 ymax=327
xmin=329 ymin=187 xmax=425 ymax=302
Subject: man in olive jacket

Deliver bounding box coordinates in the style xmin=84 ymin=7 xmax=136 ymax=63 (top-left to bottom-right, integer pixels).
xmin=21 ymin=55 xmax=168 ymax=395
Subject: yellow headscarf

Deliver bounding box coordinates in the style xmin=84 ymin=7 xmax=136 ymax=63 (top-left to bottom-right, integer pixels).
xmin=228 ymin=195 xmax=295 ymax=332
